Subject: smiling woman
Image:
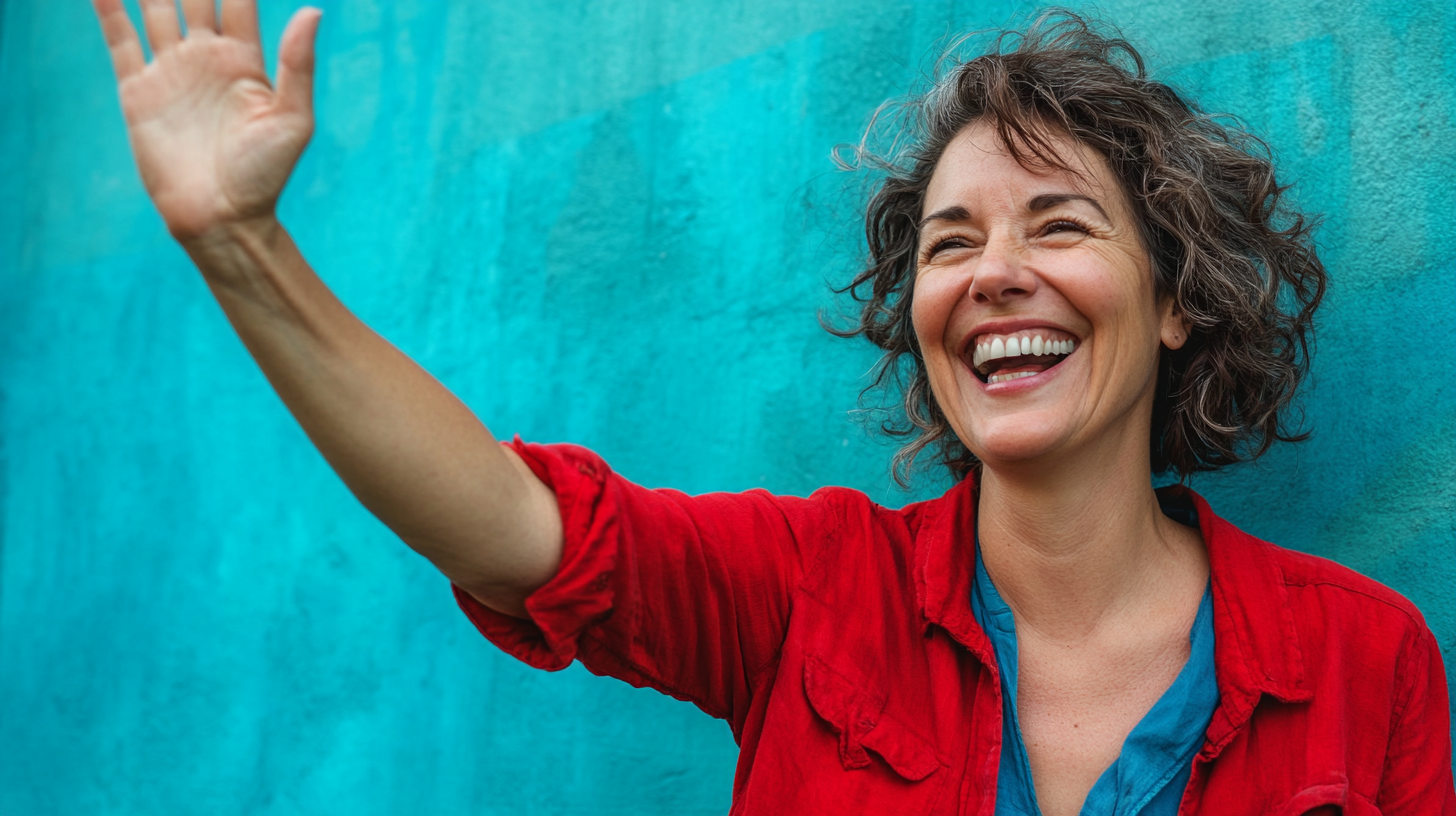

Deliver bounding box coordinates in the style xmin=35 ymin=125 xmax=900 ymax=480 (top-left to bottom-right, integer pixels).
xmin=838 ymin=21 xmax=1325 ymax=486
xmin=86 ymin=1 xmax=1453 ymax=814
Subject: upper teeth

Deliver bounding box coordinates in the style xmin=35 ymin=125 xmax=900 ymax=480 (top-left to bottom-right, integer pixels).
xmin=972 ymin=333 xmax=1076 ymax=368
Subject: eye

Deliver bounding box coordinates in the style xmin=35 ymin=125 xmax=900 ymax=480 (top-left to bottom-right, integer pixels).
xmin=1042 ymin=218 xmax=1090 ymax=237
xmin=922 ymin=235 xmax=976 ymax=261
xmin=1043 ymin=219 xmax=1088 ymax=234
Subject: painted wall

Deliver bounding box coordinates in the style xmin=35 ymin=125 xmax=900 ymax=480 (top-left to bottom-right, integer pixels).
xmin=2 ymin=0 xmax=1451 ymax=812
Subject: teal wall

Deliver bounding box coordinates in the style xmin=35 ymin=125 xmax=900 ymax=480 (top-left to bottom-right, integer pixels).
xmin=2 ymin=1 xmax=1452 ymax=812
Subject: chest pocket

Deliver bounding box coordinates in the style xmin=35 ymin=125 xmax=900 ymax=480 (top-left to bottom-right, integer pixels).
xmin=802 ymin=654 xmax=946 ymax=807
xmin=1272 ymin=783 xmax=1382 ymax=816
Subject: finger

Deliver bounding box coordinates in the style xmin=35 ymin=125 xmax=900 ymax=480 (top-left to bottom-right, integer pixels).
xmin=220 ymin=0 xmax=260 ymax=46
xmin=180 ymin=0 xmax=218 ymax=34
xmin=139 ymin=0 xmax=183 ymax=54
xmin=92 ymin=0 xmax=147 ymax=79
xmin=274 ymin=8 xmax=322 ymax=116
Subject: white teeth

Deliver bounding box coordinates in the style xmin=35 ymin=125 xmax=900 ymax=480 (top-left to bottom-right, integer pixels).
xmin=988 ymin=370 xmax=1039 ymax=384
xmin=970 ymin=332 xmax=1077 ymax=378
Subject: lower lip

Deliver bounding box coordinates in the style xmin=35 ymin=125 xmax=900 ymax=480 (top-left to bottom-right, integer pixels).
xmin=973 ymin=354 xmax=1072 ymax=394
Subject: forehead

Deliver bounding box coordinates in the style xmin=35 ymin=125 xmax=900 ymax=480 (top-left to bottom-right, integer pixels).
xmin=922 ymin=122 xmax=1123 ymax=218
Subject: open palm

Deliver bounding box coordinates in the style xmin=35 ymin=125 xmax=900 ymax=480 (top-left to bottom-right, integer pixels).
xmin=93 ymin=0 xmax=321 ymax=240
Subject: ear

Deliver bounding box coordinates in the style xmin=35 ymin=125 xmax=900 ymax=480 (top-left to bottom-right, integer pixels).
xmin=1159 ymin=297 xmax=1192 ymax=351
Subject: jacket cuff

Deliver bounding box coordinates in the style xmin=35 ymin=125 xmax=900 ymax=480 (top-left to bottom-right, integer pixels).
xmin=452 ymin=438 xmax=620 ymax=671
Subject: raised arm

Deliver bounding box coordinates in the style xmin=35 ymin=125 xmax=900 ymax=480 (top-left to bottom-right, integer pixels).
xmin=91 ymin=0 xmax=562 ymax=617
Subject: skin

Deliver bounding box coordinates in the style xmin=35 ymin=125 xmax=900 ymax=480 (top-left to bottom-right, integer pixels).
xmin=93 ymin=3 xmax=1206 ymax=811
xmin=915 ymin=123 xmax=1208 ymax=815
xmin=90 ymin=0 xmax=563 ymax=617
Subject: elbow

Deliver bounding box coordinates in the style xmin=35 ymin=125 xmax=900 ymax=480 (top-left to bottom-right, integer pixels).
xmin=455 ymin=577 xmax=533 ymax=620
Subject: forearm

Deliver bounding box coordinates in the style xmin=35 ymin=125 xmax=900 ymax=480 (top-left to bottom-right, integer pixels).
xmin=182 ymin=217 xmax=562 ymax=616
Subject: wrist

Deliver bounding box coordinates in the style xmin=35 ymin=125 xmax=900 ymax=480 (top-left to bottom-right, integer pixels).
xmin=177 ymin=212 xmax=283 ymax=254
xmin=178 ymin=214 xmax=293 ymax=292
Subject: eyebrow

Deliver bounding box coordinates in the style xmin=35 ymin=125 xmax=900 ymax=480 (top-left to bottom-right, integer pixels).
xmin=916 ymin=194 xmax=1109 ymax=230
xmin=1027 ymin=193 xmax=1109 ymax=219
xmin=917 ymin=206 xmax=970 ymax=229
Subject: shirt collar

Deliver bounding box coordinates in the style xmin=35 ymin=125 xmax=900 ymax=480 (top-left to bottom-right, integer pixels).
xmin=913 ymin=475 xmax=996 ymax=668
xmin=912 ymin=477 xmax=1312 ymax=723
xmin=1172 ymin=484 xmax=1313 ymax=750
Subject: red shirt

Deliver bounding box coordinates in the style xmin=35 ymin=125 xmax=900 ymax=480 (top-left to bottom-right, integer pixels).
xmin=455 ymin=441 xmax=1456 ymax=814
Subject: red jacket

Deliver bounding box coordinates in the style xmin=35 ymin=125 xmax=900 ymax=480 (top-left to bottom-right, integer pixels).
xmin=455 ymin=441 xmax=1455 ymax=814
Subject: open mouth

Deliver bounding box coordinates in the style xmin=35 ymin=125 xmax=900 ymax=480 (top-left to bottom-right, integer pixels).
xmin=967 ymin=331 xmax=1078 ymax=384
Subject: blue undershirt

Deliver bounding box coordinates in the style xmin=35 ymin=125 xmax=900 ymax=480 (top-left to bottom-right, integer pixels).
xmin=970 ymin=500 xmax=1218 ymax=816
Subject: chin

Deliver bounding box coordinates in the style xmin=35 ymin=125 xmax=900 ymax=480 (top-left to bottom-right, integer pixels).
xmin=961 ymin=415 xmax=1073 ymax=468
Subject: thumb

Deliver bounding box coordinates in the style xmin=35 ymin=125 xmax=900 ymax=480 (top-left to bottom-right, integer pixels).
xmin=274 ymin=7 xmax=322 ymax=117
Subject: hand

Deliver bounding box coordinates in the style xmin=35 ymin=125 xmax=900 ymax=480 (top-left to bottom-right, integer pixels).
xmin=93 ymin=0 xmax=322 ymax=241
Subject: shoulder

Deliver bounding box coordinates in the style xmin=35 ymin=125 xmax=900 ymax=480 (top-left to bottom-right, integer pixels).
xmin=1273 ymin=544 xmax=1432 ymax=634
xmin=1191 ymin=485 xmax=1432 ymax=645
xmin=1196 ymin=490 xmax=1440 ymax=695
xmin=774 ymin=482 xmax=966 ymax=593
xmin=1265 ymin=542 xmax=1441 ymax=698
xmin=767 ymin=483 xmax=955 ymax=534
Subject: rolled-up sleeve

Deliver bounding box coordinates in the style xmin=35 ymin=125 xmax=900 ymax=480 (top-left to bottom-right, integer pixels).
xmin=453 ymin=439 xmax=846 ymax=725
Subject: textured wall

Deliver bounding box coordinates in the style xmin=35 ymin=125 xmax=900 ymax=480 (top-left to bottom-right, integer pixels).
xmin=1 ymin=0 xmax=1452 ymax=813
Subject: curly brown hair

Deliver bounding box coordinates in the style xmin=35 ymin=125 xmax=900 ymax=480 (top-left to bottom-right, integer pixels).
xmin=832 ymin=9 xmax=1327 ymax=485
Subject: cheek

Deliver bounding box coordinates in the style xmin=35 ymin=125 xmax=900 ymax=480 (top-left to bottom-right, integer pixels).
xmin=1052 ymin=265 xmax=1122 ymax=320
xmin=1054 ymin=259 xmax=1164 ymax=380
xmin=1054 ymin=258 xmax=1153 ymax=337
xmin=909 ymin=272 xmax=961 ymax=357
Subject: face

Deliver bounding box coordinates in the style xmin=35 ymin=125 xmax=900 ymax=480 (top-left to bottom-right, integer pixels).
xmin=912 ymin=122 xmax=1187 ymax=471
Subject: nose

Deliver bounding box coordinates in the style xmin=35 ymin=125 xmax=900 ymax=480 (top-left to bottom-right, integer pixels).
xmin=967 ymin=235 xmax=1037 ymax=305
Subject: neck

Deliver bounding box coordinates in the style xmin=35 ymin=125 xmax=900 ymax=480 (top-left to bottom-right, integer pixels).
xmin=975 ymin=421 xmax=1206 ymax=644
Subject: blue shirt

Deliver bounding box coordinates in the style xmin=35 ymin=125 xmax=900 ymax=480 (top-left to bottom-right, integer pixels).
xmin=970 ymin=518 xmax=1218 ymax=816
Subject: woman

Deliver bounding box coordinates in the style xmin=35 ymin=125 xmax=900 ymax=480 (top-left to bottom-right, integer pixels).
xmin=90 ymin=1 xmax=1452 ymax=813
